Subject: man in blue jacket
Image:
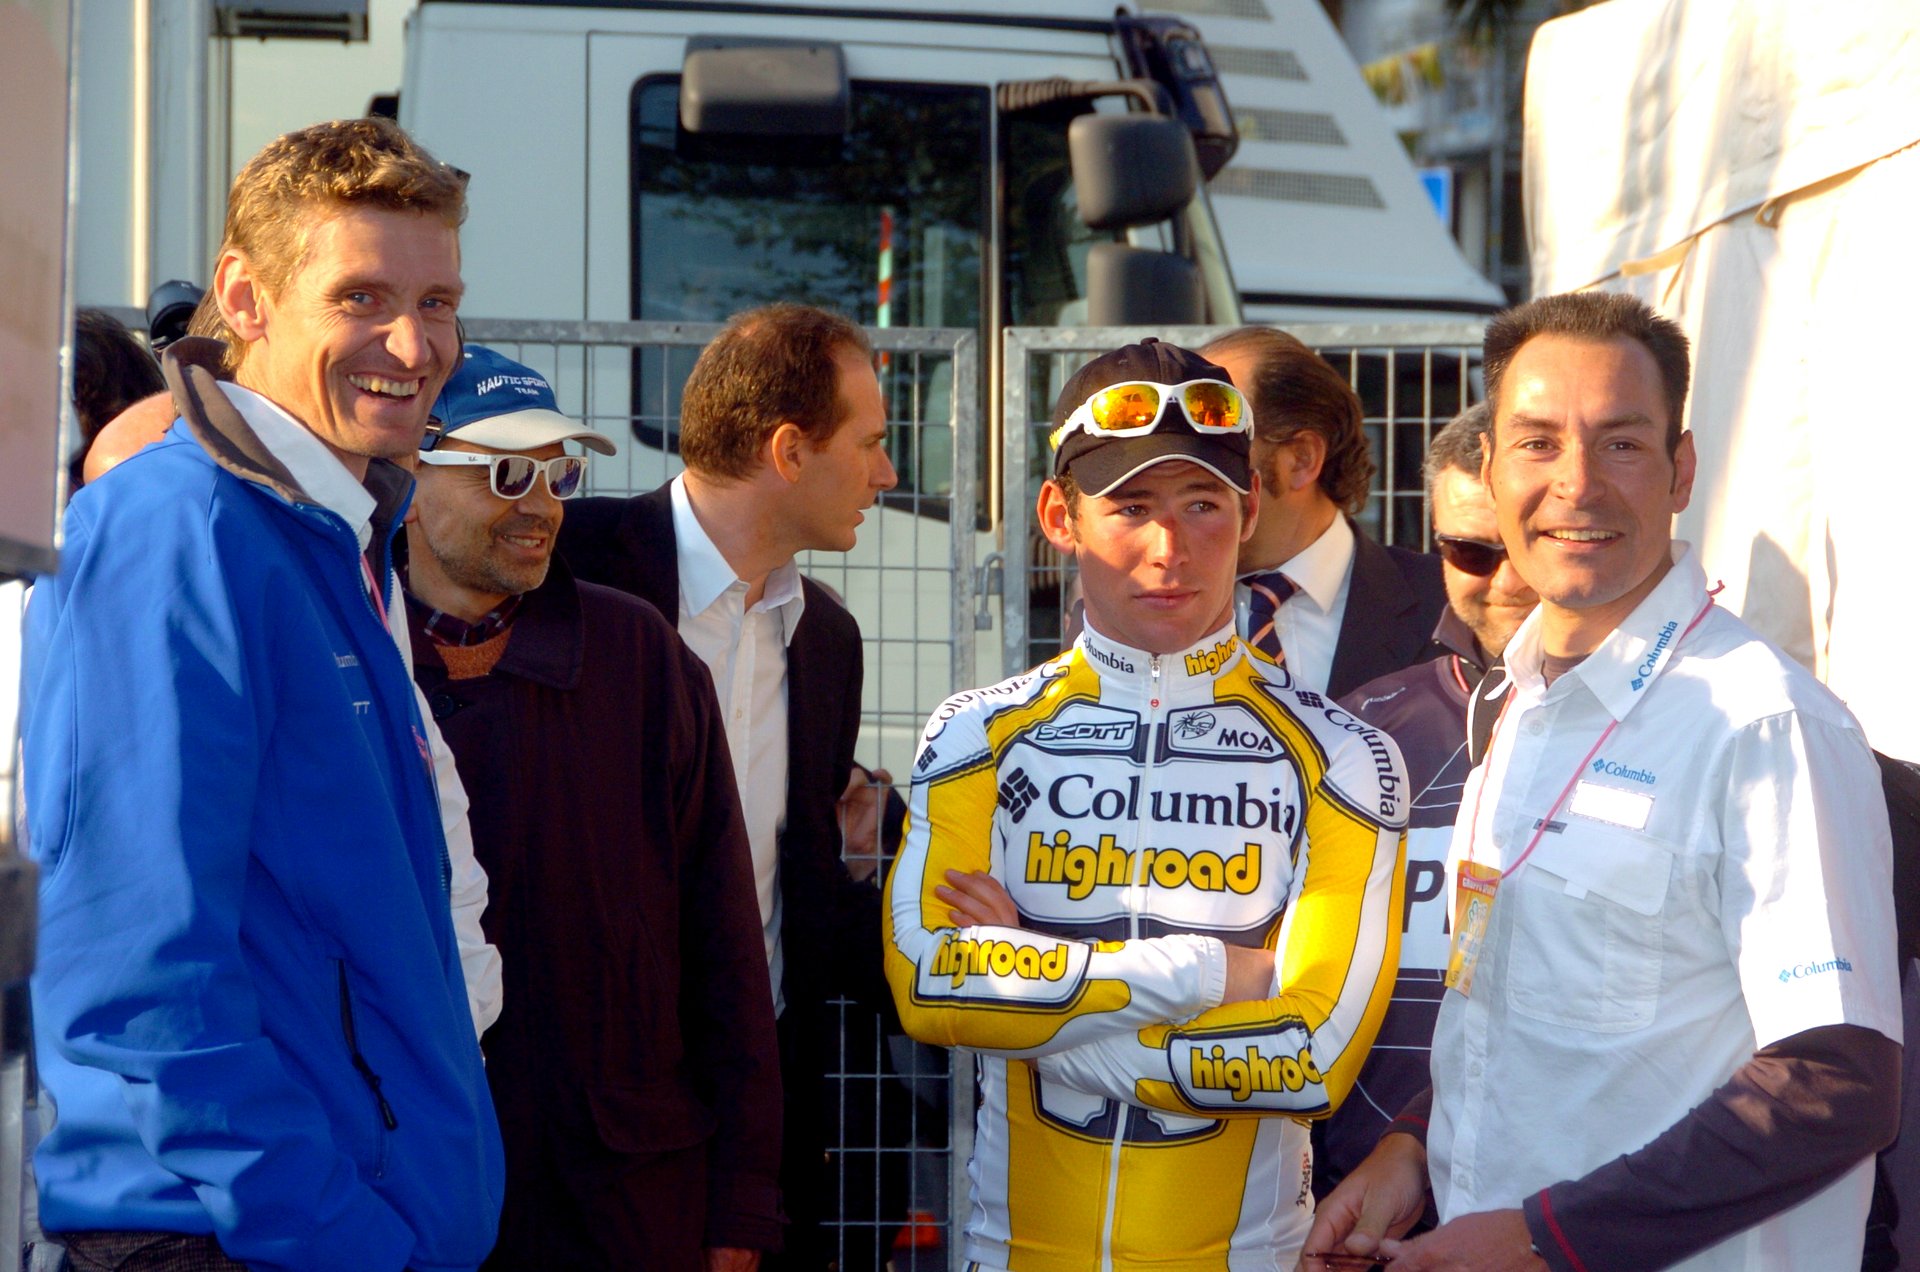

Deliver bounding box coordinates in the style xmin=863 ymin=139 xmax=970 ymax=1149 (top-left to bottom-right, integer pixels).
xmin=20 ymin=117 xmax=504 ymax=1272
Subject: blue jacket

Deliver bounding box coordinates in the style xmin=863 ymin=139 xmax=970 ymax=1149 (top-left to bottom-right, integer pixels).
xmin=22 ymin=353 xmax=504 ymax=1272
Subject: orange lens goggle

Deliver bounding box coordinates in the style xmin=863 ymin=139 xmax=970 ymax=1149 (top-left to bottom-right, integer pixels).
xmin=1052 ymin=379 xmax=1250 ymax=450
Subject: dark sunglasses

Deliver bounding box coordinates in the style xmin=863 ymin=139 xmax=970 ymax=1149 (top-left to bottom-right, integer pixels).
xmin=415 ymin=451 xmax=589 ymax=500
xmin=1435 ymin=534 xmax=1507 ymax=577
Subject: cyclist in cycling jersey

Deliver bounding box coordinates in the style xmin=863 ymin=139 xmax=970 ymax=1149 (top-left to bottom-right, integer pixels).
xmin=883 ymin=338 xmax=1409 ymax=1272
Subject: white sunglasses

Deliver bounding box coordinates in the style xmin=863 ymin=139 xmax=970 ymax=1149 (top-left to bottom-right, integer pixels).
xmin=415 ymin=451 xmax=589 ymax=500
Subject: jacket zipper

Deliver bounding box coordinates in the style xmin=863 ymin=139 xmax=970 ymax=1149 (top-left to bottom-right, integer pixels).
xmin=338 ymin=961 xmax=399 ymax=1133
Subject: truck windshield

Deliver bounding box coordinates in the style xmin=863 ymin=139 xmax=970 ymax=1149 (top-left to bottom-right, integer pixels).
xmin=629 ymin=77 xmax=987 ymax=500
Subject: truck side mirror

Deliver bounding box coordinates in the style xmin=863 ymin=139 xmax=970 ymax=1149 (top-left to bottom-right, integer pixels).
xmin=1085 ymin=243 xmax=1205 ymax=326
xmin=1069 ymin=113 xmax=1198 ymax=231
xmin=679 ymin=36 xmax=850 ymax=136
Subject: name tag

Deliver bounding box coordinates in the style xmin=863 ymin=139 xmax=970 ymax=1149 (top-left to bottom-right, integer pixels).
xmin=1569 ymin=780 xmax=1653 ymax=831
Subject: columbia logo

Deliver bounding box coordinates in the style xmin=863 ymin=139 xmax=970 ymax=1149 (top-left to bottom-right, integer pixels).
xmin=998 ymin=768 xmax=1040 ymax=821
xmin=1631 ymin=676 xmax=1646 ymax=690
xmin=1592 ymin=759 xmax=1606 ymax=773
xmin=1295 ymin=691 xmax=1324 ymax=709
xmin=915 ymin=747 xmax=936 ymax=773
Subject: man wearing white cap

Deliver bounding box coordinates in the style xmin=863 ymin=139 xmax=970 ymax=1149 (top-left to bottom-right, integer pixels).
xmin=405 ymin=346 xmax=782 ymax=1270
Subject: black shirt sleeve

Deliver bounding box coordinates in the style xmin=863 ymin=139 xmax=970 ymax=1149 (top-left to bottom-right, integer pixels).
xmin=1522 ymin=1023 xmax=1900 ymax=1271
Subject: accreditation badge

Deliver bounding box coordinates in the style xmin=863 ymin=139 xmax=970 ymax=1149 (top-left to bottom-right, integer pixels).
xmin=1444 ymin=862 xmax=1502 ymax=997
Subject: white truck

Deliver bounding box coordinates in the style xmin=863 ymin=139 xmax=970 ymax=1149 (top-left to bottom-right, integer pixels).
xmin=395 ymin=0 xmax=1492 ymax=773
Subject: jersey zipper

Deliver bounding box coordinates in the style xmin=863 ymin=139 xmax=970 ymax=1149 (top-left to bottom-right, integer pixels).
xmin=1100 ymin=650 xmax=1168 ymax=1272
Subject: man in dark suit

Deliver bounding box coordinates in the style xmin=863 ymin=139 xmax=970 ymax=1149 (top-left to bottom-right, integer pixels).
xmin=559 ymin=303 xmax=898 ymax=1272
xmin=1201 ymin=326 xmax=1447 ymax=698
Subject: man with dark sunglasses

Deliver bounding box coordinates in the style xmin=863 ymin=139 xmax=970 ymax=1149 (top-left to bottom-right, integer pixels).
xmin=1311 ymin=404 xmax=1538 ymax=1201
xmin=403 ymin=347 xmax=783 ymax=1270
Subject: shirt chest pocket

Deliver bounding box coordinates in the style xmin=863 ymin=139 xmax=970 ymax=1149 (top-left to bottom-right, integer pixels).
xmin=1502 ymin=823 xmax=1677 ymax=1033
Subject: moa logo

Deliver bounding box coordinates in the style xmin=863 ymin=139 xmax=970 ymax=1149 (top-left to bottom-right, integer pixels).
xmin=1162 ymin=704 xmax=1283 ymax=761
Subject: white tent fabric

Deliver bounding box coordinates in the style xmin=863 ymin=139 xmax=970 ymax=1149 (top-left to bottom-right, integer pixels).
xmin=1524 ymin=0 xmax=1920 ymax=763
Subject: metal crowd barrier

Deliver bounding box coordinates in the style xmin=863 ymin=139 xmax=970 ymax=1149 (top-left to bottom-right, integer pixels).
xmin=47 ymin=314 xmax=1486 ymax=1270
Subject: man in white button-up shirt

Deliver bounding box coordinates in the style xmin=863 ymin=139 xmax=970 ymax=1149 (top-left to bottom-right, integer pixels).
xmin=560 ymin=303 xmax=899 ymax=1271
xmin=1304 ymin=291 xmax=1901 ymax=1272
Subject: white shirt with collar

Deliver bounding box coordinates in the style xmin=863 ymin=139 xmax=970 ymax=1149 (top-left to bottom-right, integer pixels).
xmin=1235 ymin=511 xmax=1354 ymax=693
xmin=221 ymin=382 xmax=504 ymax=1039
xmin=1428 ymin=542 xmax=1900 ymax=1271
xmin=670 ymin=473 xmax=805 ymax=1016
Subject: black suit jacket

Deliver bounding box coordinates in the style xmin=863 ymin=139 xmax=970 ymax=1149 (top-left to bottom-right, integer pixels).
xmin=1323 ymin=521 xmax=1449 ymax=701
xmin=557 ymin=486 xmax=887 ymax=1022
xmin=560 ymin=487 xmax=895 ymax=1266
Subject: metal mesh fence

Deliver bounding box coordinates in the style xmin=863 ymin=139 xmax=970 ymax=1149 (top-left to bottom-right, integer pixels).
xmin=462 ymin=318 xmax=976 ymax=1271
xmin=86 ymin=315 xmax=1486 ymax=1269
xmin=999 ymin=321 xmax=1487 ymax=677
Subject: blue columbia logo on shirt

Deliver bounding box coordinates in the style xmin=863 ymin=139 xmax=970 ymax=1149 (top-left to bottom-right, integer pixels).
xmin=1590 ymin=757 xmax=1656 ymax=784
xmin=1631 ymin=619 xmax=1680 ymax=691
xmin=1778 ymin=957 xmax=1853 ymax=983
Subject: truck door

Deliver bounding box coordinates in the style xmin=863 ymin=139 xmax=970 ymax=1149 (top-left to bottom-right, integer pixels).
xmin=582 ymin=28 xmax=1121 ymax=509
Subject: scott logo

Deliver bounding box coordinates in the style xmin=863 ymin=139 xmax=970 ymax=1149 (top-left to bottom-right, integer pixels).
xmin=1033 ymin=720 xmax=1134 ymax=744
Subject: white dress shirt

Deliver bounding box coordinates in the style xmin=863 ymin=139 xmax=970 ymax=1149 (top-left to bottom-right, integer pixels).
xmin=225 ymin=382 xmax=503 ymax=1038
xmin=671 ymin=474 xmax=804 ymax=1015
xmin=1235 ymin=511 xmax=1354 ymax=693
xmin=1429 ymin=543 xmax=1901 ymax=1271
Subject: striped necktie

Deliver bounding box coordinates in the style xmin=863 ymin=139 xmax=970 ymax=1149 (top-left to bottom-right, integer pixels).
xmin=1244 ymin=571 xmax=1296 ymax=661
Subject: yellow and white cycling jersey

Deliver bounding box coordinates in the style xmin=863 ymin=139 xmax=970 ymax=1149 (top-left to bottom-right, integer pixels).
xmin=884 ymin=620 xmax=1407 ymax=1272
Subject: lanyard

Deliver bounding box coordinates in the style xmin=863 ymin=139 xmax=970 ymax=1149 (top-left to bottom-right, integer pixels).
xmin=1464 ymin=593 xmax=1717 ymax=883
xmin=361 ymin=554 xmax=389 ymax=629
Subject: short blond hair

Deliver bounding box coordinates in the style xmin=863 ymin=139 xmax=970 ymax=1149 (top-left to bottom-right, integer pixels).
xmin=208 ymin=117 xmax=467 ymax=369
